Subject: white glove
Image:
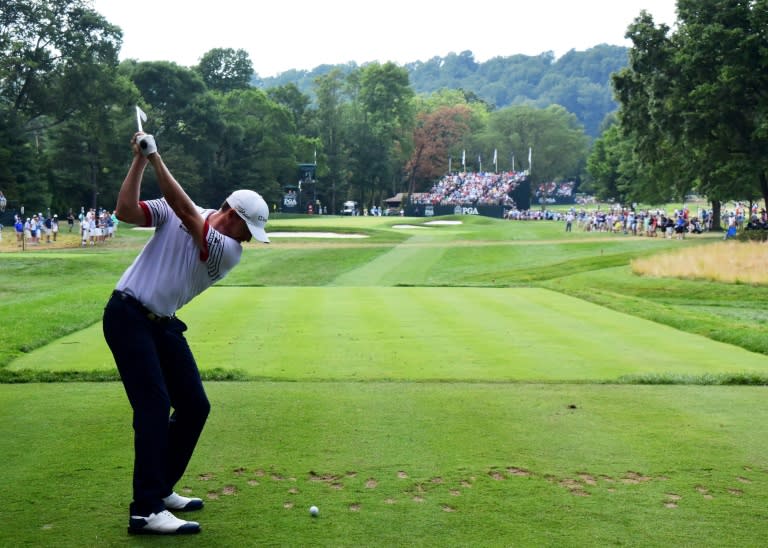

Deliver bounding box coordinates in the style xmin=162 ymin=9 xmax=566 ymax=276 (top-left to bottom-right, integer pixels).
xmin=138 ymin=134 xmax=157 ymax=157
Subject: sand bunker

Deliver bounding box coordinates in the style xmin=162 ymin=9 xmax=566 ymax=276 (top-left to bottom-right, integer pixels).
xmin=393 ymin=220 xmax=463 ymax=229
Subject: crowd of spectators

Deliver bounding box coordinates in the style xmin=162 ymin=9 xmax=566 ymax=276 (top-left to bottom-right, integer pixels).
xmin=78 ymin=208 xmax=117 ymax=246
xmin=570 ymin=208 xmax=707 ymax=238
xmin=574 ymin=203 xmax=768 ymax=239
xmin=412 ymin=171 xmax=526 ymax=207
xmin=504 ymin=205 xmax=709 ymax=238
xmin=8 ymin=208 xmax=117 ymax=248
xmin=408 ymin=172 xmax=768 ymax=242
xmin=12 ymin=212 xmax=59 ymax=245
xmin=535 ymin=181 xmax=576 ymax=203
xmin=505 ymin=203 xmax=768 ymax=240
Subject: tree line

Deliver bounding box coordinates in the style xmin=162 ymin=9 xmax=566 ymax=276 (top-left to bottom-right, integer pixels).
xmin=0 ymin=1 xmax=589 ymax=219
xmin=1 ymin=1 xmax=766 ymax=224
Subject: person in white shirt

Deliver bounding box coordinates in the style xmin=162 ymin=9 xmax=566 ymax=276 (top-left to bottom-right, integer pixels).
xmin=103 ymin=132 xmax=269 ymax=535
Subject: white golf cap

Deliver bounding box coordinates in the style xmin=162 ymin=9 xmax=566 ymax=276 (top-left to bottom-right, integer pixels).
xmin=226 ymin=190 xmax=270 ymax=243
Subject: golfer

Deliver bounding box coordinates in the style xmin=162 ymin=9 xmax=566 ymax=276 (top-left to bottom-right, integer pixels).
xmin=103 ymin=132 xmax=269 ymax=535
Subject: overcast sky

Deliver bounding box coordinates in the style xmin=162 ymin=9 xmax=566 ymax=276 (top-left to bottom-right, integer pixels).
xmin=92 ymin=0 xmax=678 ymax=77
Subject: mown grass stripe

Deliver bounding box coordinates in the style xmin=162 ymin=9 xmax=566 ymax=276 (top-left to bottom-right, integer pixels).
xmin=9 ymin=286 xmax=768 ymax=383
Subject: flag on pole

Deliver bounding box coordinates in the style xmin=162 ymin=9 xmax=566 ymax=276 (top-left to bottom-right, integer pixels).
xmin=478 ymin=154 xmax=482 ymax=172
xmin=493 ymin=149 xmax=498 ymax=170
xmin=462 ymin=149 xmax=466 ymax=168
xmin=528 ymin=147 xmax=533 ymax=172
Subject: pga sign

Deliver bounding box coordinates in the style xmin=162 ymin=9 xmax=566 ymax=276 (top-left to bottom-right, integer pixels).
xmin=453 ymin=205 xmax=480 ymax=215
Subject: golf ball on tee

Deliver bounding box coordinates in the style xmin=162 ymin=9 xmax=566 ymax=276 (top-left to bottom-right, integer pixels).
xmin=309 ymin=505 xmax=319 ymax=517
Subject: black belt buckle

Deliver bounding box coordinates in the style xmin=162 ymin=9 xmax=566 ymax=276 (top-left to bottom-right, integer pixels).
xmin=146 ymin=311 xmax=168 ymax=322
xmin=114 ymin=290 xmax=173 ymax=323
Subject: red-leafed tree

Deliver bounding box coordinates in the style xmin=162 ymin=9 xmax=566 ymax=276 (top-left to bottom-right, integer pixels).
xmin=405 ymin=105 xmax=472 ymax=195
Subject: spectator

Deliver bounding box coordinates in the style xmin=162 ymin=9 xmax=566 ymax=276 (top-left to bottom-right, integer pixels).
xmin=80 ymin=212 xmax=89 ymax=247
xmin=30 ymin=215 xmax=39 ymax=245
xmin=43 ymin=214 xmax=52 ymax=243
xmin=89 ymin=210 xmax=97 ymax=245
xmin=674 ymin=215 xmax=687 ymax=239
xmin=14 ymin=215 xmax=23 ymax=246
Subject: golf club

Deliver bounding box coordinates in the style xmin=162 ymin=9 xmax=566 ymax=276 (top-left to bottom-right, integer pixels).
xmin=135 ymin=105 xmax=147 ymax=133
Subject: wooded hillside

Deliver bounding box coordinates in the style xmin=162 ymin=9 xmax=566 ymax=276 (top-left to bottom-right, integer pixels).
xmin=257 ymin=45 xmax=629 ymax=138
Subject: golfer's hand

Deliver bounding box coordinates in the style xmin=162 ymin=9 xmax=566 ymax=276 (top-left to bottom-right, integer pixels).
xmin=131 ymin=132 xmax=146 ymax=157
xmin=132 ymin=132 xmax=157 ymax=158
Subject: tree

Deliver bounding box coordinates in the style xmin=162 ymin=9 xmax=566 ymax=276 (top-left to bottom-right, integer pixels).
xmin=314 ymin=69 xmax=352 ymax=213
xmin=675 ymin=0 xmax=768 ymax=207
xmin=586 ymin=123 xmax=675 ymax=204
xmin=613 ymin=2 xmax=768 ymax=220
xmin=45 ymin=70 xmax=139 ymax=212
xmin=0 ymin=108 xmax=39 ymax=211
xmin=267 ymin=83 xmax=312 ymax=133
xmin=125 ymin=61 xmax=207 ymax=137
xmin=0 ymin=0 xmax=122 ymax=123
xmin=585 ymin=124 xmax=630 ymax=202
xmin=351 ymin=62 xmax=415 ymax=205
xmin=405 ymin=105 xmax=472 ymax=194
xmin=0 ymin=0 xmax=123 ymax=214
xmin=196 ymin=48 xmax=254 ymax=93
xmin=485 ymin=105 xmax=589 ymax=183
xmin=214 ymin=88 xmax=297 ymax=206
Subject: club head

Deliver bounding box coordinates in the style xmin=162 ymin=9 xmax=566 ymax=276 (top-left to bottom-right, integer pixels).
xmin=135 ymin=106 xmax=147 ymax=133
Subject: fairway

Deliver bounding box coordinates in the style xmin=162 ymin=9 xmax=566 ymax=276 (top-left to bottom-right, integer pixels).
xmin=2 ymin=214 xmax=768 ymax=546
xmin=10 ymin=286 xmax=768 ymax=381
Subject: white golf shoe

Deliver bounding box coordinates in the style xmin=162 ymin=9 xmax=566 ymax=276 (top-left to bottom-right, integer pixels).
xmin=163 ymin=491 xmax=204 ymax=511
xmin=128 ymin=509 xmax=200 ymax=535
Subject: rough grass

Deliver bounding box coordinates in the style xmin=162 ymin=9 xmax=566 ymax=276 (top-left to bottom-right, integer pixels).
xmin=632 ymin=240 xmax=768 ymax=284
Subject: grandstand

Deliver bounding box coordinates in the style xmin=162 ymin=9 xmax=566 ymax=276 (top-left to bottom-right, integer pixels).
xmin=405 ymin=171 xmax=585 ymax=218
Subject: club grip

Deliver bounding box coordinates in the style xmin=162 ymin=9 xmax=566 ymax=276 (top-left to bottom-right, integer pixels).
xmin=138 ymin=134 xmax=157 ymax=156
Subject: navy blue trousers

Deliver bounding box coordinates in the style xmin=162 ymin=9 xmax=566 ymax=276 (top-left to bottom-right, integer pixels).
xmin=103 ymin=292 xmax=210 ymax=516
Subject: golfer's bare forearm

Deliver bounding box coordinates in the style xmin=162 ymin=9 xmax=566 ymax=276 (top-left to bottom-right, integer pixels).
xmin=149 ymin=154 xmax=205 ymax=246
xmin=115 ymin=156 xmax=149 ymax=224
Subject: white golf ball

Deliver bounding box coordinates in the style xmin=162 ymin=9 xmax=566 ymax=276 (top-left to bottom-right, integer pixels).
xmin=309 ymin=505 xmax=319 ymax=517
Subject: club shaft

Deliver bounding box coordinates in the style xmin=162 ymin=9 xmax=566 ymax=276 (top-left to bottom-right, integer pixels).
xmin=136 ymin=106 xmax=144 ymax=132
